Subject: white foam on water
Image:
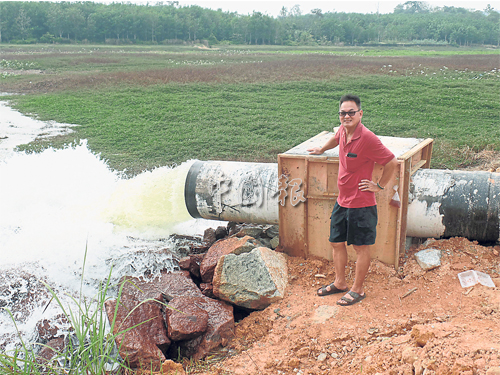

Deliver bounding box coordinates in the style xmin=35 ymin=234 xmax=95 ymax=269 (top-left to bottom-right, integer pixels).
xmin=0 ymin=100 xmax=78 ymax=160
xmin=0 ymin=142 xmax=119 ymax=266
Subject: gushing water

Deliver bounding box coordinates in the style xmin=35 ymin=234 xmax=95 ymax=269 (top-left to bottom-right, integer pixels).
xmin=0 ymin=100 xmax=217 ymax=351
xmin=104 ymin=162 xmax=193 ymax=239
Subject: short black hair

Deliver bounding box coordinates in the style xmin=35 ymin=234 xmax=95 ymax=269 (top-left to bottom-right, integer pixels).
xmin=340 ymin=94 xmax=361 ymax=109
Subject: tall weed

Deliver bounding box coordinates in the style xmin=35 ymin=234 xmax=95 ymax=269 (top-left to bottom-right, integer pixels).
xmin=0 ymin=244 xmax=161 ymax=374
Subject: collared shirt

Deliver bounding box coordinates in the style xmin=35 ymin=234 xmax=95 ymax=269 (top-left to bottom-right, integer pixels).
xmin=334 ymin=122 xmax=395 ymax=208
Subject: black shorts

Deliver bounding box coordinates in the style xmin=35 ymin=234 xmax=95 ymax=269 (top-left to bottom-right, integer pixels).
xmin=329 ymin=202 xmax=378 ymax=246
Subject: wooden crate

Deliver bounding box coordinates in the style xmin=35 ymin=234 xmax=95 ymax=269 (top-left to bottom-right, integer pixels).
xmin=277 ymin=131 xmax=433 ymax=268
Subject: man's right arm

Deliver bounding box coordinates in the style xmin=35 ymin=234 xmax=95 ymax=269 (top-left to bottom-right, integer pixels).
xmin=307 ymin=136 xmax=339 ymax=155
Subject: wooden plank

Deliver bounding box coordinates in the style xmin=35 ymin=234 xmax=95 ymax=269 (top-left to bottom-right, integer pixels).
xmin=281 ymin=154 xmax=342 ymax=161
xmin=305 ymin=194 xmax=338 ymax=199
xmin=278 ymin=156 xmax=308 ymax=258
xmin=422 ymin=142 xmax=434 ymax=169
xmin=398 ymin=138 xmax=434 ymax=161
xmin=397 ymin=158 xmax=412 ymax=268
xmin=307 ymin=197 xmax=335 ymax=260
xmin=304 ymin=158 xmax=310 ymax=258
xmin=411 ymin=160 xmax=427 ymax=175
xmin=394 ymin=161 xmax=403 ymax=269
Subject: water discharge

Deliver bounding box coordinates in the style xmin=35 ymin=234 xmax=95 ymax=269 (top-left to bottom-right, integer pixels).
xmin=0 ymin=99 xmax=221 ymax=351
xmin=104 ymin=161 xmax=193 ymax=239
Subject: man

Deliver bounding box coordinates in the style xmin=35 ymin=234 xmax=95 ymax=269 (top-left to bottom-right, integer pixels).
xmin=307 ymin=94 xmax=397 ymax=306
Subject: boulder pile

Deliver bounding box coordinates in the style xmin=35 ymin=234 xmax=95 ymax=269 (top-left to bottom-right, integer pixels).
xmin=37 ymin=223 xmax=288 ymax=371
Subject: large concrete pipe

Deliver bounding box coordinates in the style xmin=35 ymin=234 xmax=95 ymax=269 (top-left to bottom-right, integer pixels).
xmin=185 ymin=161 xmax=500 ymax=243
xmin=185 ymin=160 xmax=279 ymax=224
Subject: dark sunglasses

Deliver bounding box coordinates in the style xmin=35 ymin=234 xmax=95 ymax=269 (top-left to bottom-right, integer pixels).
xmin=338 ymin=110 xmax=361 ymax=117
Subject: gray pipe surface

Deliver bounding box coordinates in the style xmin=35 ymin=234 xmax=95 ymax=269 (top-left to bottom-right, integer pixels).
xmin=185 ymin=160 xmax=279 ymax=224
xmin=185 ymin=161 xmax=500 ymax=242
xmin=407 ymin=169 xmax=500 ymax=242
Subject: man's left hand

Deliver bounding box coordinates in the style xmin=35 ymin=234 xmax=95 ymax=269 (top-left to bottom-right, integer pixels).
xmin=359 ymin=179 xmax=382 ymax=192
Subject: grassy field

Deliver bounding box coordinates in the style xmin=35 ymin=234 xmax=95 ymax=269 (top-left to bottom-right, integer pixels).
xmin=1 ymin=44 xmax=499 ymax=175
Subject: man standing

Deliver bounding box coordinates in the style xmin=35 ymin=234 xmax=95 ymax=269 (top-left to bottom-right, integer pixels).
xmin=307 ymin=94 xmax=397 ymax=306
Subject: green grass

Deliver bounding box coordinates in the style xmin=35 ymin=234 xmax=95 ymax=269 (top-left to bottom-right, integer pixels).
xmin=6 ymin=73 xmax=499 ymax=174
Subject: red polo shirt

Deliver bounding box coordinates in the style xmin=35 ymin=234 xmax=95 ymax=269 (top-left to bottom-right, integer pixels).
xmin=334 ymin=123 xmax=395 ymax=208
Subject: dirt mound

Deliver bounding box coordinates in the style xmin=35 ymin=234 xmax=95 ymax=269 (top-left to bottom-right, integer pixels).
xmin=190 ymin=237 xmax=500 ymax=374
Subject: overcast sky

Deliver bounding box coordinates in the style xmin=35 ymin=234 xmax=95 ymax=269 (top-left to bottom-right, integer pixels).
xmin=125 ymin=0 xmax=497 ymax=16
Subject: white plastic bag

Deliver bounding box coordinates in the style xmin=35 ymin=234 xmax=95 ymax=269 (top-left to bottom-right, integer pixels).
xmin=390 ymin=185 xmax=401 ymax=208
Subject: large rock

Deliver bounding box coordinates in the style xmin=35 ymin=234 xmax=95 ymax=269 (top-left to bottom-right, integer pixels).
xmin=203 ymin=227 xmax=217 ymax=247
xmin=212 ymin=246 xmax=288 ymax=310
xmin=415 ymin=248 xmax=442 ymax=271
xmin=105 ymin=295 xmax=170 ymax=370
xmin=179 ymin=297 xmax=234 ymax=360
xmin=123 ymin=270 xmax=204 ymax=301
xmin=107 ymin=271 xmax=209 ymax=367
xmin=178 ymin=254 xmax=205 ymax=279
xmin=200 ymin=236 xmax=258 ymax=283
xmin=105 ymin=273 xmax=207 ymax=369
xmin=165 ymin=296 xmax=209 ymax=341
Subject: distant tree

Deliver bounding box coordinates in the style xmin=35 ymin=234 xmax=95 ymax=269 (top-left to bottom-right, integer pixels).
xmin=65 ymin=7 xmax=85 ymax=41
xmin=394 ymin=1 xmax=430 ymax=14
xmin=147 ymin=11 xmax=160 ymax=42
xmin=484 ymin=4 xmax=494 ymax=14
xmin=290 ymin=5 xmax=302 ymax=17
xmin=15 ymin=7 xmax=31 ymax=40
xmin=249 ymin=11 xmax=264 ymax=44
xmin=47 ymin=4 xmax=64 ymax=38
xmin=279 ymin=6 xmax=288 ymax=18
xmin=311 ymin=8 xmax=323 ymax=17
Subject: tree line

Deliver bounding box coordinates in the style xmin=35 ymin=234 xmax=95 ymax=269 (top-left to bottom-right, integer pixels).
xmin=0 ymin=1 xmax=498 ymax=46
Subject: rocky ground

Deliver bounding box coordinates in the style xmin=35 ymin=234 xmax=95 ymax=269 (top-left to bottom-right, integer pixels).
xmin=185 ymin=237 xmax=500 ymax=375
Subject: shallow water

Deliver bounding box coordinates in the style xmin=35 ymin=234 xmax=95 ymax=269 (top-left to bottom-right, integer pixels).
xmin=0 ymin=98 xmax=223 ymax=350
